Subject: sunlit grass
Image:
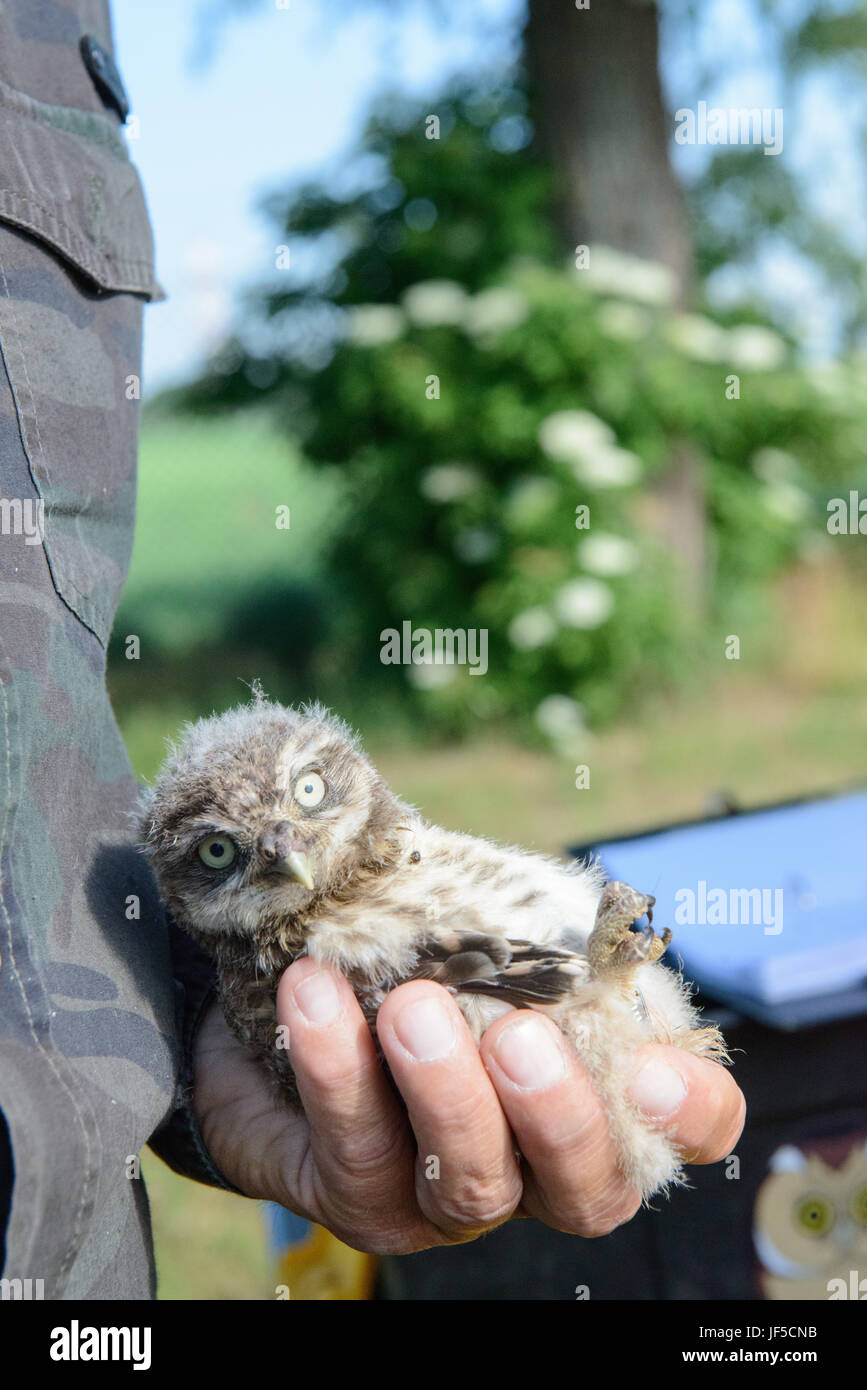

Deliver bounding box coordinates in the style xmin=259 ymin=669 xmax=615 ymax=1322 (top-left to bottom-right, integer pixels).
xmin=143 ymin=1152 xmax=274 ymax=1301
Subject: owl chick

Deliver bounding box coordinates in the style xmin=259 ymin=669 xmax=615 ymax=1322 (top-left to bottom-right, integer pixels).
xmin=139 ymin=691 xmax=729 ymax=1202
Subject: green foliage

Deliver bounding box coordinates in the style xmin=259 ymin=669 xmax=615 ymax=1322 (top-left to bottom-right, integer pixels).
xmin=164 ymin=79 xmax=866 ymax=745
xmin=787 ymin=3 xmax=867 ymax=68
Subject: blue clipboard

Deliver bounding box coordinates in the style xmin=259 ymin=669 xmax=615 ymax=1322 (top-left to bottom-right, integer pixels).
xmin=570 ymin=788 xmax=867 ymax=1030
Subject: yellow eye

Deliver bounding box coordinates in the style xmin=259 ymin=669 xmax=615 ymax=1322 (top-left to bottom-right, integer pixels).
xmin=198 ymin=834 xmax=237 ymax=869
xmin=294 ymin=772 xmax=326 ymax=808
xmin=795 ymin=1195 xmax=834 ymax=1236
xmin=851 ymin=1186 xmax=867 ymax=1227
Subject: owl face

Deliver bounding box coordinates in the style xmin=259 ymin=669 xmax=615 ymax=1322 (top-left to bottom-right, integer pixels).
xmin=753 ymin=1138 xmax=867 ymax=1299
xmin=139 ymin=697 xmax=405 ymax=940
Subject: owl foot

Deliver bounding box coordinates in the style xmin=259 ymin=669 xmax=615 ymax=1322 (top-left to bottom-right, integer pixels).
xmin=588 ymin=881 xmax=672 ymax=981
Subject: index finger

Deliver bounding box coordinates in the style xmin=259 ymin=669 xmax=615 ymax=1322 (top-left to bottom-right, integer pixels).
xmin=480 ymin=1008 xmax=643 ymax=1237
xmin=376 ymin=980 xmax=524 ymax=1240
xmin=277 ymin=958 xmax=423 ymax=1252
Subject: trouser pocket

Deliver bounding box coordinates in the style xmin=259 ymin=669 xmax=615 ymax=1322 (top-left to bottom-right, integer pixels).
xmin=0 ymin=222 xmax=144 ymax=644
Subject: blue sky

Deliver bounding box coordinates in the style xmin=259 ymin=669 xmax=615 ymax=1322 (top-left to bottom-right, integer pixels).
xmin=112 ymin=0 xmax=521 ymax=393
xmin=112 ymin=0 xmax=862 ymax=394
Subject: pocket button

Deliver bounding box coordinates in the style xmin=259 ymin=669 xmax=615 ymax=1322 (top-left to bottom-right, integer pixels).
xmin=79 ymin=36 xmax=131 ymax=123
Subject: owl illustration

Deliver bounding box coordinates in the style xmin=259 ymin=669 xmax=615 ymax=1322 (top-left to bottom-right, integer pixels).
xmin=139 ymin=691 xmax=728 ymax=1202
xmin=753 ymin=1136 xmax=867 ymax=1299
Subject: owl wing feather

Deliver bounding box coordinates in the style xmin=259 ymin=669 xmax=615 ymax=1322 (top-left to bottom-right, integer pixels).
xmin=411 ymin=930 xmax=587 ymax=1007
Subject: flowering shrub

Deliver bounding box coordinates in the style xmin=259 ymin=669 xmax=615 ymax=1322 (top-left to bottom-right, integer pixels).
xmin=267 ymin=251 xmax=861 ymax=743
xmin=175 ymin=83 xmax=866 ymax=746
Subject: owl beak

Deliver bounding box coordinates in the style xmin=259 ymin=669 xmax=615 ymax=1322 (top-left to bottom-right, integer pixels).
xmin=275 ymin=849 xmax=315 ymax=890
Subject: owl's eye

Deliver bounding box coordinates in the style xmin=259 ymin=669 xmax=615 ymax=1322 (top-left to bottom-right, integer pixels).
xmin=294 ymin=772 xmax=326 ymax=808
xmin=851 ymin=1185 xmax=867 ymax=1228
xmin=795 ymin=1195 xmax=834 ymax=1236
xmin=198 ymin=834 xmax=237 ymax=869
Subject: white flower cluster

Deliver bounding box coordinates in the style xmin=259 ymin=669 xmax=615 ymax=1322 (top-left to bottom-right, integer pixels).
xmin=507 ymin=423 xmax=642 ymax=677
xmin=508 ymin=607 xmax=557 ymax=651
xmin=538 ymin=409 xmax=642 ymax=488
xmin=345 ymin=277 xmax=787 ymax=381
xmin=344 ymin=304 xmax=405 ymax=346
xmin=406 ymin=661 xmax=457 ymax=690
xmin=400 ymin=278 xmax=530 ymax=340
xmin=464 ymin=286 xmax=529 ymax=339
xmin=665 ymin=313 xmax=729 ymax=363
xmin=665 ymin=314 xmax=786 ymax=370
xmin=728 ymin=325 xmax=786 ymax=370
xmin=751 ymin=447 xmax=799 ymax=484
xmin=579 ymin=246 xmax=678 ymax=307
xmin=760 ymin=482 xmax=811 ymax=524
xmin=402 ymin=279 xmax=468 ymax=327
xmin=534 ymin=694 xmax=589 ymax=754
xmin=554 ymin=578 xmax=615 ymax=628
xmin=508 ymin=572 xmax=619 ymax=655
xmin=576 ymin=532 xmax=639 ymax=576
xmin=419 ymin=463 xmax=481 ymax=503
xmin=750 ymin=447 xmax=810 ymax=523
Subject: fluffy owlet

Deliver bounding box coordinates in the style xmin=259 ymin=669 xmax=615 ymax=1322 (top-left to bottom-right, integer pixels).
xmin=139 ymin=692 xmax=729 ymax=1202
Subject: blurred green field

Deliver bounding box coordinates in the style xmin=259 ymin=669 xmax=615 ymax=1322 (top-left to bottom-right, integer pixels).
xmin=122 ymin=405 xmax=342 ymax=624
xmin=119 ymin=413 xmax=867 ymax=1299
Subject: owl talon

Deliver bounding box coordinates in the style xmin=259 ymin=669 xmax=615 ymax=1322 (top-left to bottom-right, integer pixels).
xmin=588 ymin=882 xmax=671 ymax=980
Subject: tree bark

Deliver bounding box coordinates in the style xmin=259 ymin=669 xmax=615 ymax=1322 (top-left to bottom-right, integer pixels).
xmin=524 ymin=0 xmax=693 ymax=297
xmin=524 ymin=0 xmax=705 ymax=609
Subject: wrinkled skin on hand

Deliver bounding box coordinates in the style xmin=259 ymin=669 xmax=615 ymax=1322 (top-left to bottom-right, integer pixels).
xmin=192 ymin=958 xmax=745 ymax=1255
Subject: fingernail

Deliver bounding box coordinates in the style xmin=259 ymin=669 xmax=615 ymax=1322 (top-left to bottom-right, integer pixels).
xmin=294 ymin=970 xmax=341 ymax=1025
xmin=629 ymin=1058 xmax=687 ymax=1117
xmin=393 ymin=996 xmax=456 ymax=1061
xmin=493 ymin=1017 xmax=566 ymax=1091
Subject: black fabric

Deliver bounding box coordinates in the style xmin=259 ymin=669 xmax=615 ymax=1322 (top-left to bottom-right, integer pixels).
xmin=0 ymin=1106 xmax=12 ymax=1274
xmin=147 ymin=913 xmax=246 ymax=1197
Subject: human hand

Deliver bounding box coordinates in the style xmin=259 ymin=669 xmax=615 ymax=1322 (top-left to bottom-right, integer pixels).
xmin=192 ymin=957 xmax=745 ymax=1253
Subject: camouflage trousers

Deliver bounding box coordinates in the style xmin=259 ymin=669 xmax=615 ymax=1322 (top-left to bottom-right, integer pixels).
xmin=0 ymin=222 xmax=178 ymax=1298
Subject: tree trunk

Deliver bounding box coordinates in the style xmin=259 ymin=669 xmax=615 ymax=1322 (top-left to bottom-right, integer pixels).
xmin=524 ymin=0 xmax=706 ymax=611
xmin=524 ymin=0 xmax=693 ymax=296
